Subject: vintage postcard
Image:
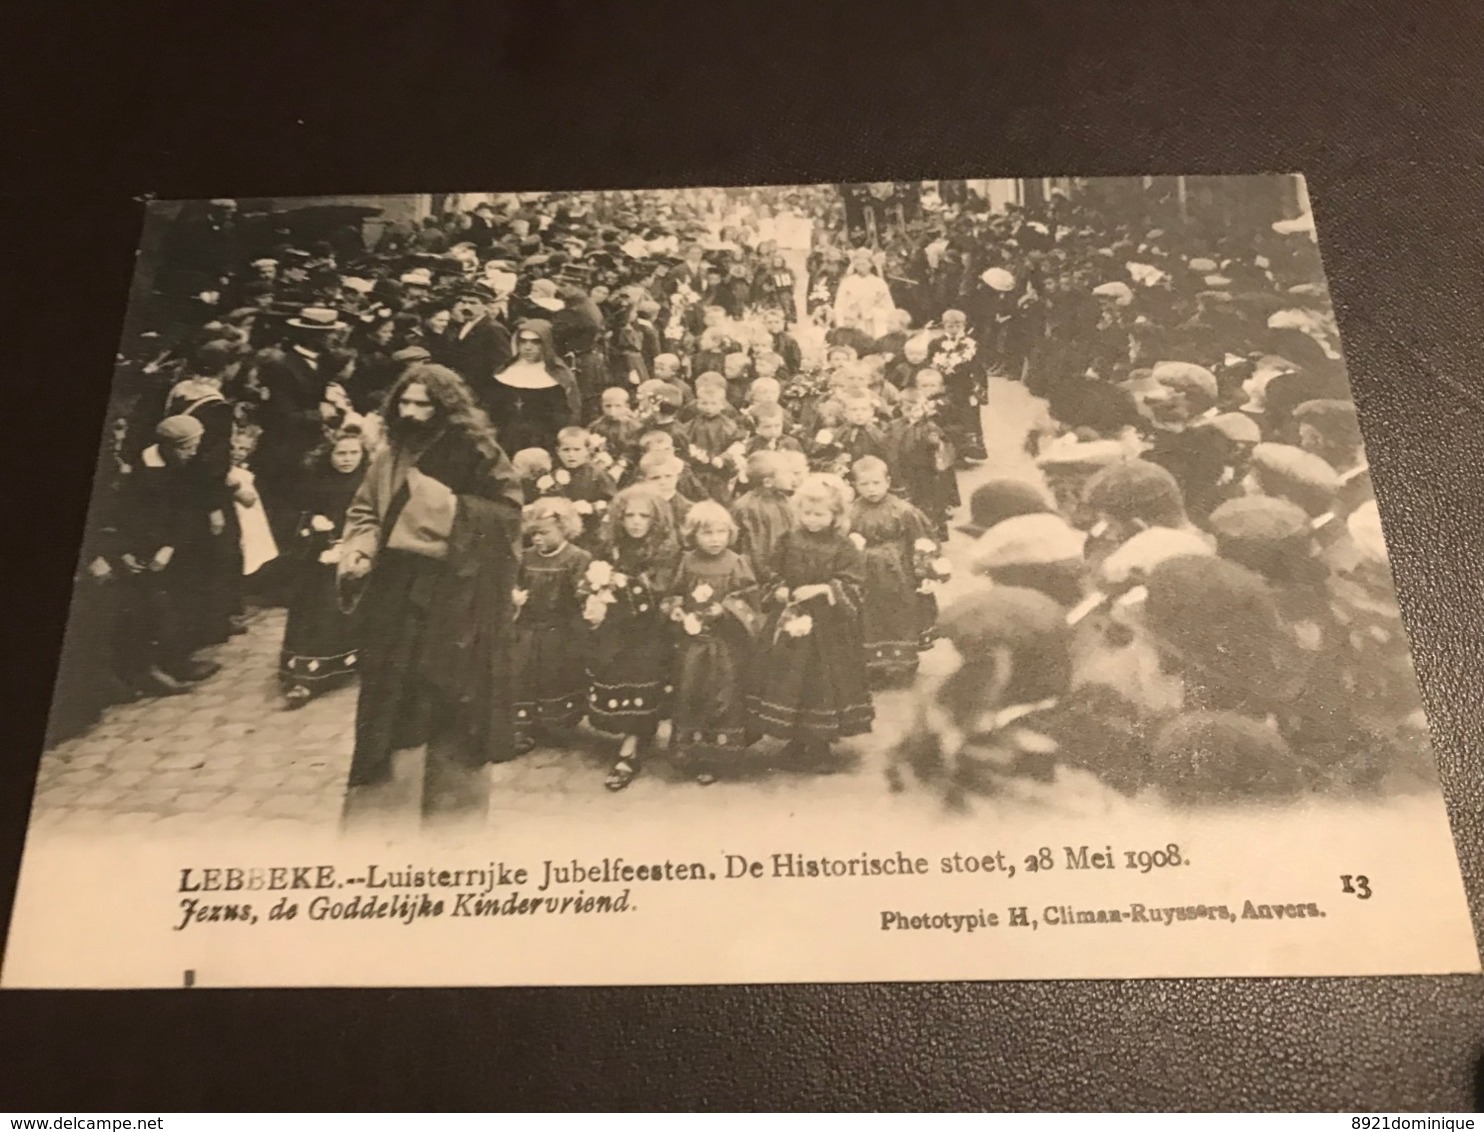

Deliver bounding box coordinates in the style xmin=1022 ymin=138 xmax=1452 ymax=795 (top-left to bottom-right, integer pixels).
xmin=2 ymin=175 xmax=1477 ymax=988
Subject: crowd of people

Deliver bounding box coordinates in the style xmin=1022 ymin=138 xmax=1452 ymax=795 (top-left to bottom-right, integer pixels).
xmin=53 ymin=180 xmax=1434 ymax=814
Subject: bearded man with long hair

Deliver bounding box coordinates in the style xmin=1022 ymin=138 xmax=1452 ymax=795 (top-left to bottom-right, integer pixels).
xmin=337 ymin=363 xmax=524 ymax=821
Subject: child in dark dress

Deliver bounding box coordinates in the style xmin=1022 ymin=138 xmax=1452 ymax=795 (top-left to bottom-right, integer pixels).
xmin=748 ymin=473 xmax=875 ymax=761
xmin=836 ymin=390 xmax=893 ymax=466
xmin=742 ymin=403 xmax=803 ymax=457
xmin=887 ymin=385 xmax=959 ymax=539
xmin=586 ymin=485 xmax=682 ymax=791
xmin=667 ymin=501 xmax=759 ymax=782
xmin=512 ymin=497 xmax=592 ymax=754
xmin=848 ymin=456 xmax=938 ymax=685
xmin=589 ymin=386 xmax=641 ymax=485
xmin=279 ymin=432 xmax=366 ymax=707
xmin=552 ymin=425 xmax=617 ymax=546
xmin=685 ymin=373 xmax=748 ymax=504
xmin=730 ymin=450 xmax=798 ymax=577
xmin=639 ymin=448 xmax=696 ymax=534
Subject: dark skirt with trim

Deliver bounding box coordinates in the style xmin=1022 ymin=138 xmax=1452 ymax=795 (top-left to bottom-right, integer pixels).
xmin=512 ymin=618 xmax=587 ymax=736
xmin=280 ymin=560 xmax=360 ymax=688
xmin=917 ymin=591 xmax=940 ymax=651
xmin=587 ymin=606 xmax=673 ymax=737
xmin=861 ymin=544 xmax=922 ymax=680
xmin=747 ymin=605 xmax=874 ymax=743
xmin=671 ymin=628 xmax=751 ymax=750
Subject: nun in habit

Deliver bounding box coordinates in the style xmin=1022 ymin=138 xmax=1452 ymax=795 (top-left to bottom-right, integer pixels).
xmin=484 ymin=318 xmax=582 ymax=455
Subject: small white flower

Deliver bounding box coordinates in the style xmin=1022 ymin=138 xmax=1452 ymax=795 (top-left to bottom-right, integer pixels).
xmin=932 ymin=556 xmax=953 ymax=578
xmin=599 ymin=590 xmax=617 ymax=605
xmin=536 ymin=474 xmax=555 ymax=492
xmin=783 ymin=613 xmax=813 ymax=638
xmin=583 ymin=594 xmax=609 ymax=625
xmin=670 ymin=605 xmax=686 ymax=623
xmin=848 ymin=532 xmax=866 ymax=551
xmin=692 ymin=583 xmax=714 ymax=603
xmin=511 ymin=587 xmax=529 ymax=607
xmin=682 ymin=612 xmax=704 ymax=636
xmin=554 ymin=468 xmax=571 ymax=486
xmin=815 ymin=429 xmax=835 ymax=446
xmin=610 ymin=571 xmax=629 ymax=589
xmin=913 ymin=538 xmax=937 ymax=553
xmin=310 ymin=514 xmax=335 ymax=533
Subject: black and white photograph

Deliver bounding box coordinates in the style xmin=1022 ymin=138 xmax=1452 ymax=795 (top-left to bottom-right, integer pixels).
xmin=2 ymin=174 xmax=1476 ymax=988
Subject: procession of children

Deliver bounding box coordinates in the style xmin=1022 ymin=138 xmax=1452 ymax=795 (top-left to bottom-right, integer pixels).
xmin=503 ymin=328 xmax=951 ymax=790
xmin=74 ymin=179 xmax=1433 ymax=814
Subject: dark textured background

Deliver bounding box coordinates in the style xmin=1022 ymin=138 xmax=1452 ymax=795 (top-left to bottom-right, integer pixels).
xmin=3 ymin=0 xmax=1484 ymax=1111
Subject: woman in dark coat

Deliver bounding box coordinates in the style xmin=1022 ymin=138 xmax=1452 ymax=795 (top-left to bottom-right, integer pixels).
xmin=551 ymin=286 xmax=609 ymax=420
xmin=280 ymin=431 xmax=367 ymax=707
xmin=485 ymin=319 xmax=581 ymax=455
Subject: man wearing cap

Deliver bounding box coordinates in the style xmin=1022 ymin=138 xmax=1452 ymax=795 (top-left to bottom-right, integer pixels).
xmin=1244 ymin=442 xmax=1341 ymax=517
xmin=1082 ymin=457 xmax=1203 ymax=561
xmin=1135 ymin=360 xmax=1231 ymax=521
xmin=1294 ymin=398 xmax=1372 ymax=513
xmin=889 ymin=585 xmax=1147 ymax=806
xmin=441 ymin=284 xmax=512 ymax=412
xmin=967 ymin=512 xmax=1088 ymax=607
xmin=956 ymin=479 xmax=1054 ymax=540
xmin=1033 ymin=437 xmax=1129 ymax=527
xmin=398 ymin=267 xmax=434 ymax=304
xmin=114 ymin=415 xmax=224 ymax=696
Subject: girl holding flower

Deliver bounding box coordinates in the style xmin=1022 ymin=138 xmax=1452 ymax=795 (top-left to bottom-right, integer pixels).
xmin=511 ymin=496 xmax=592 ymax=754
xmin=279 ymin=431 xmax=366 ymax=708
xmin=748 ymin=473 xmax=874 ymax=760
xmin=587 ymin=486 xmax=682 ymax=791
xmin=552 ymin=425 xmax=617 ymax=547
xmin=847 ymin=456 xmax=942 ymax=685
xmin=666 ymin=501 xmax=759 ymax=779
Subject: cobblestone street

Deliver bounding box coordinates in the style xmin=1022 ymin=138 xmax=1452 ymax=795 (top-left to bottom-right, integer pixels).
xmin=27 ymin=383 xmax=1048 ymax=835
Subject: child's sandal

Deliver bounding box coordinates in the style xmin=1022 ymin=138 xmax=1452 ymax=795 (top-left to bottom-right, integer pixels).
xmin=605 ymin=758 xmax=639 ymax=792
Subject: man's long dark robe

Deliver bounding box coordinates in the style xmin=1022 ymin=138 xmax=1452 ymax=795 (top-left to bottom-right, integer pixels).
xmin=341 ymin=425 xmax=523 ymax=786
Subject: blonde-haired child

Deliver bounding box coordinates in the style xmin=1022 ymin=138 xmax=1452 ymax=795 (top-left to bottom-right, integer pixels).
xmin=512 ymin=496 xmax=591 ymax=754
xmin=667 ymin=499 xmax=758 ymax=781
xmin=511 ymin=446 xmax=554 ymax=505
xmin=748 ymin=473 xmax=874 ymax=760
xmin=849 ymin=455 xmax=939 ymax=684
